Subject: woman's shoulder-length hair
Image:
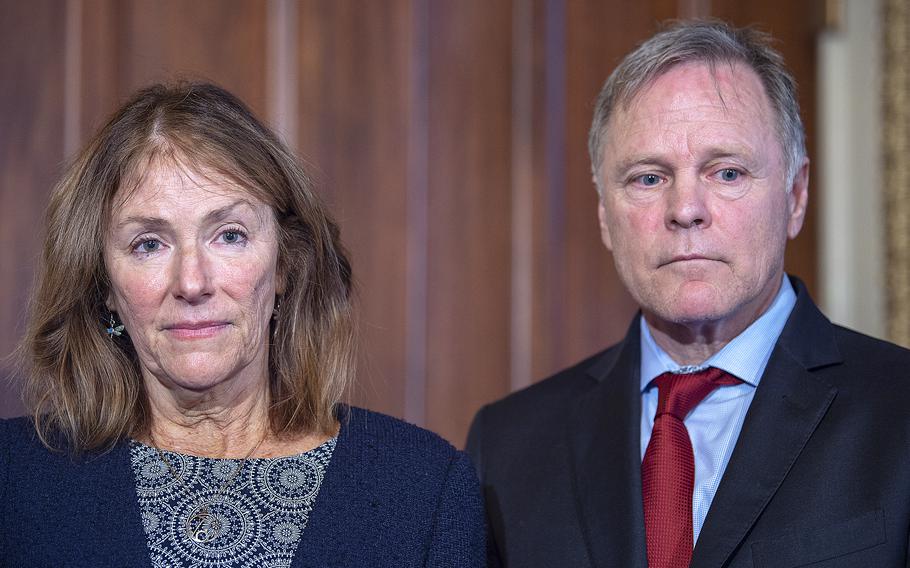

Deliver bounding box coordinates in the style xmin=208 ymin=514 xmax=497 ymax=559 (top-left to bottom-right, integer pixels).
xmin=20 ymin=81 xmax=356 ymax=452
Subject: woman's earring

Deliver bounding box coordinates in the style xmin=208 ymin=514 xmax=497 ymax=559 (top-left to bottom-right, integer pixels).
xmin=271 ymin=299 xmax=281 ymax=341
xmin=106 ymin=313 xmax=125 ymax=338
xmin=272 ymin=298 xmax=281 ymax=320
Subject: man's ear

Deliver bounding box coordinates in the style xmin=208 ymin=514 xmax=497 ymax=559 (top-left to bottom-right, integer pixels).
xmin=786 ymin=158 xmax=810 ymax=239
xmin=598 ymin=198 xmax=614 ymax=251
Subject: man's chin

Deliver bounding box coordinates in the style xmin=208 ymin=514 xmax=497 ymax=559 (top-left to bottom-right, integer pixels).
xmin=644 ymin=293 xmax=733 ymax=329
xmin=652 ymin=308 xmax=727 ymax=329
xmin=639 ymin=279 xmax=725 ymax=316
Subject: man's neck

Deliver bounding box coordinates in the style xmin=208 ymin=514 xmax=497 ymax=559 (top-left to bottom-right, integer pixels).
xmin=645 ymin=320 xmax=737 ymax=366
xmin=643 ymin=278 xmax=785 ymax=366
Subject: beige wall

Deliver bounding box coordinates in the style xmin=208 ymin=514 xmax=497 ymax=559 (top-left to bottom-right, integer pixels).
xmin=818 ymin=0 xmax=887 ymax=339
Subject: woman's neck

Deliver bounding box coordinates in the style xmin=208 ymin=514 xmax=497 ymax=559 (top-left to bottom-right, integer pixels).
xmin=145 ymin=392 xmax=271 ymax=458
xmin=141 ymin=383 xmax=338 ymax=458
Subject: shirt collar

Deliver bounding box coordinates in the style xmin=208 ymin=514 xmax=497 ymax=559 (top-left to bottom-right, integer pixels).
xmin=640 ymin=275 xmax=796 ymax=392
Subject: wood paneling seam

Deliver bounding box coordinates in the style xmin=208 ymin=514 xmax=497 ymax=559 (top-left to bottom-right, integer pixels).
xmin=267 ymin=0 xmax=298 ymax=150
xmin=64 ymin=0 xmax=82 ymax=159
xmin=405 ymin=0 xmax=430 ymax=426
xmin=510 ymin=0 xmax=533 ymax=392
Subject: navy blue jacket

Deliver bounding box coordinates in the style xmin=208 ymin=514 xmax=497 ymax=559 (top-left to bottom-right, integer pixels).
xmin=0 ymin=406 xmax=484 ymax=567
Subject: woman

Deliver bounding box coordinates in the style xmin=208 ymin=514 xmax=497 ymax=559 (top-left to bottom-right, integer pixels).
xmin=0 ymin=83 xmax=483 ymax=567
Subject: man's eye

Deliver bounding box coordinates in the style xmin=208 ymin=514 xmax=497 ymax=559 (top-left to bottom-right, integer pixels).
xmin=717 ymin=168 xmax=741 ymax=182
xmin=635 ymin=174 xmax=662 ymax=187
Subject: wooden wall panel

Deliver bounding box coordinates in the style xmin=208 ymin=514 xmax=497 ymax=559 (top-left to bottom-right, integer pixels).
xmin=79 ymin=0 xmax=269 ymax=139
xmin=78 ymin=0 xmax=120 ymax=146
xmin=296 ymin=0 xmax=412 ymax=423
xmin=0 ymin=0 xmax=66 ymax=417
xmin=120 ymin=0 xmax=268 ymax=115
xmin=424 ymin=0 xmax=514 ymax=442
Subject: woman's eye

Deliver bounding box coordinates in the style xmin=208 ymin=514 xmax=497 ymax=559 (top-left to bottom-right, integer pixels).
xmin=135 ymin=239 xmax=161 ymax=254
xmin=717 ymin=168 xmax=741 ymax=182
xmin=219 ymin=229 xmax=248 ymax=245
xmin=634 ymin=174 xmax=662 ymax=187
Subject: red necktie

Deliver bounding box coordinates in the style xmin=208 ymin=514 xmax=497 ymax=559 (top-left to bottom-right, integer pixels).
xmin=641 ymin=367 xmax=740 ymax=568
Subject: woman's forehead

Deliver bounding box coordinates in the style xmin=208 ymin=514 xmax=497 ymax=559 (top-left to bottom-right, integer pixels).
xmin=113 ymin=157 xmax=271 ymax=216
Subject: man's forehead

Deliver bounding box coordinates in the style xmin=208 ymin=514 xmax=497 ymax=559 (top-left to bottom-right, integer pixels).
xmin=595 ymin=62 xmax=787 ymax=184
xmin=603 ymin=62 xmax=775 ymax=150
xmin=619 ymin=61 xmax=770 ymax=121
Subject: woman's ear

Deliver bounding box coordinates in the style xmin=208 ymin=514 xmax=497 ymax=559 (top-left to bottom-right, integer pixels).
xmin=275 ymin=262 xmax=287 ymax=297
xmin=105 ymin=291 xmax=117 ymax=313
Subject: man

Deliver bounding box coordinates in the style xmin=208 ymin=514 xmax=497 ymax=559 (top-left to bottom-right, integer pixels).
xmin=467 ymin=21 xmax=910 ymax=568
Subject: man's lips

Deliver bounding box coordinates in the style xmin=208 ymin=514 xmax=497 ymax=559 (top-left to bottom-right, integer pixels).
xmin=658 ymin=254 xmax=721 ymax=267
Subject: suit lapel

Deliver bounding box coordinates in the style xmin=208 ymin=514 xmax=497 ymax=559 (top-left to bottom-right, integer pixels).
xmin=569 ymin=317 xmax=648 ymax=568
xmin=691 ymin=281 xmax=842 ymax=568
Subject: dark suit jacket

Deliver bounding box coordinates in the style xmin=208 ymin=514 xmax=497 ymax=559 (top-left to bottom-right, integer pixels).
xmin=467 ymin=278 xmax=910 ymax=567
xmin=0 ymin=407 xmax=484 ymax=567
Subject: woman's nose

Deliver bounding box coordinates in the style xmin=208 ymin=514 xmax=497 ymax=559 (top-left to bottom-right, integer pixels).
xmin=171 ymin=246 xmax=213 ymax=303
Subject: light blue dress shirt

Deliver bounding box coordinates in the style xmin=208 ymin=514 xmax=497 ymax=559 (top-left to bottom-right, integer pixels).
xmin=639 ymin=275 xmax=796 ymax=544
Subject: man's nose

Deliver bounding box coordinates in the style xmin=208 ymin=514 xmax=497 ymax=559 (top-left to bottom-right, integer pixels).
xmin=665 ymin=174 xmax=712 ymax=230
xmin=171 ymin=245 xmax=213 ymax=303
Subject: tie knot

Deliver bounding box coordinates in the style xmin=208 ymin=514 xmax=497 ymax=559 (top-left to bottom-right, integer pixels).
xmin=652 ymin=367 xmax=739 ymax=420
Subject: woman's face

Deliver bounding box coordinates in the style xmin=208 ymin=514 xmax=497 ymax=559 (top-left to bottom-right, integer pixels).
xmin=104 ymin=161 xmax=281 ymax=396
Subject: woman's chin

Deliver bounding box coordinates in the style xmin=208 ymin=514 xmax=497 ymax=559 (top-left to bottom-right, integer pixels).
xmin=150 ymin=355 xmax=256 ymax=394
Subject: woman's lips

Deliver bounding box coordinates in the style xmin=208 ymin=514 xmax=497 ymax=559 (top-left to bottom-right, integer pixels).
xmin=164 ymin=321 xmax=230 ymax=339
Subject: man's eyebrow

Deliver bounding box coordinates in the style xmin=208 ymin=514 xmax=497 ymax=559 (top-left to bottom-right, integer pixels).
xmin=610 ymin=155 xmax=672 ymax=179
xmin=700 ymin=147 xmax=752 ymax=162
xmin=609 ymin=147 xmax=755 ymax=179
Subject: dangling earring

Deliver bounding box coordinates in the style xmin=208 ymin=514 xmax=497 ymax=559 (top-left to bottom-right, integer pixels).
xmin=106 ymin=313 xmax=125 ymax=338
xmin=272 ymin=298 xmax=281 ymax=320
xmin=271 ymin=298 xmax=281 ymax=341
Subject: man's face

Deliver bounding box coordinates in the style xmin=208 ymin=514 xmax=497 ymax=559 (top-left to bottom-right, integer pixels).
xmin=597 ymin=62 xmax=808 ymax=336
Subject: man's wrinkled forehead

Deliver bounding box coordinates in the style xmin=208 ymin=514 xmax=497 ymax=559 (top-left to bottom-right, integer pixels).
xmin=601 ymin=61 xmax=780 ymax=164
xmin=613 ymin=57 xmax=749 ymax=118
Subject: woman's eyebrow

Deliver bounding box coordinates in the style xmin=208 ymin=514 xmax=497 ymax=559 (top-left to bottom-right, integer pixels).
xmin=201 ymin=199 xmax=256 ymax=224
xmin=113 ymin=216 xmax=169 ymax=231
xmin=114 ymin=199 xmax=255 ymax=231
